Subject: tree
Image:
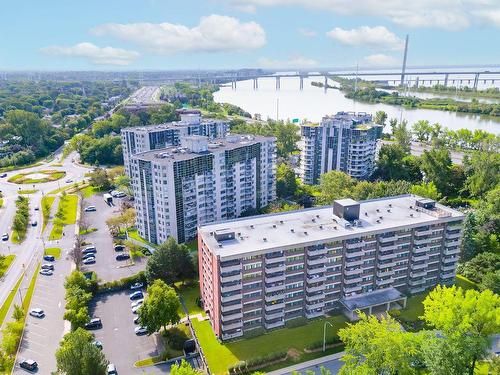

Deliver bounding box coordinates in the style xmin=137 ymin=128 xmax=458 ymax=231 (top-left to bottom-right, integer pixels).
xmin=170 ymin=359 xmax=203 ymax=375
xmin=458 ymin=252 xmax=500 ymax=284
xmin=338 ymin=312 xmax=422 ymax=375
xmin=463 ymin=150 xmax=500 ymax=197
xmin=410 ymin=181 xmax=441 ymax=200
xmin=138 ymin=279 xmax=181 ymax=334
xmin=276 ymin=163 xmax=298 ymax=198
xmin=393 ymin=120 xmax=412 ymax=153
xmin=420 ymin=147 xmax=452 ymax=196
xmin=317 ymin=171 xmax=356 ymax=205
xmin=480 ymin=270 xmax=500 ymax=294
xmin=412 ymin=120 xmax=431 ymax=142
xmin=375 ymin=144 xmax=421 ymax=182
xmin=56 ymin=328 xmax=108 ymax=375
xmin=421 ymin=286 xmax=500 ymax=375
xmin=374 ymin=111 xmax=387 ymax=126
xmin=88 ymin=168 xmax=112 ymax=190
xmin=145 ymin=237 xmax=195 ymax=284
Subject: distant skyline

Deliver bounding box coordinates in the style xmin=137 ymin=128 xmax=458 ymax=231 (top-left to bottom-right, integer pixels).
xmin=1 ymin=0 xmax=499 ymax=71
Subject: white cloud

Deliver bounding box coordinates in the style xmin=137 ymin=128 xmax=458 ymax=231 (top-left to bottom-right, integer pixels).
xmin=230 ymin=0 xmax=500 ymax=30
xmin=298 ymin=27 xmax=316 ymax=37
xmin=474 ymin=9 xmax=500 ymax=27
xmin=362 ymin=54 xmax=398 ymax=67
xmin=91 ymin=15 xmax=266 ymax=54
xmin=258 ymin=55 xmax=318 ymax=68
xmin=40 ymin=42 xmax=139 ymax=65
xmin=326 ymin=26 xmax=404 ymax=50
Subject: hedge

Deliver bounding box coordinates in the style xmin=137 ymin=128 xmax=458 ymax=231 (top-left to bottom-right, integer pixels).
xmin=227 ymin=351 xmax=287 ymax=374
xmin=98 ymin=271 xmax=146 ymax=292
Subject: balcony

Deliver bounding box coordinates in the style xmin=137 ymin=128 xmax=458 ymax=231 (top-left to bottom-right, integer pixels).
xmin=265 ymin=319 xmax=285 ymax=330
xmin=306 ymin=309 xmax=324 ymax=319
xmin=266 ymin=254 xmax=286 ymax=264
xmin=345 ymin=249 xmax=364 ymax=258
xmin=221 ymin=272 xmax=241 ymax=283
xmin=221 ymin=311 xmax=243 ymax=322
xmin=441 ymin=263 xmax=457 ymax=272
xmin=346 ymin=241 xmax=364 ymax=250
xmin=415 ymin=228 xmax=433 ymax=236
xmin=379 ymin=234 xmax=397 ymax=243
xmin=440 ymin=271 xmax=456 ymax=279
xmin=343 ymin=284 xmax=362 ymax=294
xmin=379 ymin=244 xmax=398 ymax=252
xmin=411 ymin=253 xmax=429 ymax=262
xmin=410 ymin=270 xmax=427 ymax=278
xmin=307 ymin=274 xmax=326 ymax=283
xmin=411 ymin=263 xmax=427 ymax=271
xmin=409 ymin=278 xmax=426 ymax=287
xmin=306 ymin=284 xmax=325 ymax=293
xmin=221 ymin=293 xmax=242 ymax=303
xmin=446 ymin=239 xmax=462 ymax=247
xmin=344 ymin=275 xmax=363 ymax=284
xmin=265 ymin=283 xmax=285 ymax=293
xmin=306 ymin=300 xmax=325 ymax=310
xmin=378 ymin=252 xmax=395 ymax=261
xmin=344 ymin=267 xmax=363 ymax=276
xmin=265 ymin=292 xmax=285 ymax=303
xmin=307 ymin=266 xmax=326 ymax=275
xmin=376 ymin=277 xmax=394 ymax=286
xmin=443 ymin=247 xmax=460 ymax=256
xmin=306 ymin=293 xmax=324 ymax=303
xmin=220 ymin=263 xmax=242 ymax=273
xmin=265 ymin=264 xmax=286 ymax=273
xmin=412 ymin=246 xmax=429 ymax=254
xmin=222 ymin=321 xmax=243 ymax=331
xmin=307 ymin=256 xmax=326 ymax=266
xmin=414 ymin=238 xmax=431 ymax=246
xmin=346 ymin=258 xmax=364 ymax=267
xmin=221 ymin=302 xmax=242 ymax=313
xmin=265 ymin=302 xmax=285 ymax=311
xmin=446 ymin=232 xmax=461 ymax=240
xmin=221 ymin=283 xmax=242 ymax=294
xmin=265 ymin=273 xmax=285 ymax=284
xmin=307 ymin=247 xmax=328 ymax=256
xmin=376 ymin=269 xmax=395 ymax=278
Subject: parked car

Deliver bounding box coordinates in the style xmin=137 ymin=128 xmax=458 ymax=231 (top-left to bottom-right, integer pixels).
xmin=29 ymin=308 xmax=45 ymax=318
xmin=93 ymin=340 xmax=103 ymax=350
xmin=82 ymin=253 xmax=96 ymax=260
xmin=135 ymin=326 xmax=148 ymax=335
xmin=133 ymin=316 xmax=140 ymax=324
xmin=41 ymin=264 xmax=54 ymax=271
xmin=0 ymin=173 xmax=7 ymax=178
xmin=132 ymin=305 xmax=142 ymax=314
xmin=83 ymin=258 xmax=96 ymax=265
xmin=114 ymin=244 xmax=125 ymax=252
xmin=130 ymin=282 xmax=144 ymax=290
xmin=39 ymin=269 xmax=53 ymax=276
xmin=31 ymin=220 xmax=37 ymax=227
xmin=34 ymin=206 xmax=39 ymax=211
xmin=43 ymin=255 xmax=55 ymax=262
xmin=115 ymin=253 xmax=130 ymax=261
xmin=131 ymin=299 xmax=144 ymax=308
xmin=2 ymin=233 xmax=9 ymax=241
xmin=84 ymin=318 xmax=102 ymax=330
xmin=129 ymin=291 xmax=143 ymax=300
xmin=114 ymin=192 xmax=126 ymax=198
xmin=84 ymin=206 xmax=96 ymax=212
xmin=19 ymin=359 xmax=38 ymax=372
xmin=107 ymin=363 xmax=117 ymax=375
xmin=65 ymin=179 xmax=73 ymax=183
xmin=82 ymin=246 xmax=96 ymax=254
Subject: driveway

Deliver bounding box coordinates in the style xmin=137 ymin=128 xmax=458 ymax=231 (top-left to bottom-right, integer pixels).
xmin=80 ymin=193 xmax=145 ymax=282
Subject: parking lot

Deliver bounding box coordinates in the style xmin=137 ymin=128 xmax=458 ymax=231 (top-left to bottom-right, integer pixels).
xmin=80 ymin=194 xmax=146 ymax=282
xmin=88 ymin=289 xmax=164 ymax=374
xmin=13 ymin=248 xmax=73 ymax=374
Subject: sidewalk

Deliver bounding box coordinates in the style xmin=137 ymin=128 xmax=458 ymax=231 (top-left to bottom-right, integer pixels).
xmin=267 ymin=352 xmax=345 ymax=375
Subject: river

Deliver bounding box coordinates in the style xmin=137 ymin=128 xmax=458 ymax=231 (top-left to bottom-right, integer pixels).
xmin=213 ymin=76 xmax=500 ymax=134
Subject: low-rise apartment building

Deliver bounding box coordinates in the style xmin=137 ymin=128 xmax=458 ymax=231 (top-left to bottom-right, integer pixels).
xmin=299 ymin=112 xmax=382 ymax=184
xmin=129 ymin=134 xmax=276 ymax=244
xmin=198 ymin=195 xmax=463 ymax=340
xmin=121 ymin=109 xmax=229 ymax=176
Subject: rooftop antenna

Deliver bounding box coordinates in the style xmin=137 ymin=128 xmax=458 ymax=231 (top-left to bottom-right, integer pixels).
xmin=400 ymin=34 xmax=409 ymax=87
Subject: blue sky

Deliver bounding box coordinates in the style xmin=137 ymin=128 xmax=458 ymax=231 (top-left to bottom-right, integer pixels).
xmin=1 ymin=0 xmax=499 ymax=70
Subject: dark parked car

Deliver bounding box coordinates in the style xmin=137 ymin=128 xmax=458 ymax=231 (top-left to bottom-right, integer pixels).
xmin=43 ymin=255 xmax=55 ymax=262
xmin=19 ymin=359 xmax=38 ymax=371
xmin=114 ymin=244 xmax=125 ymax=252
xmin=84 ymin=318 xmax=102 ymax=330
xmin=129 ymin=291 xmax=143 ymax=300
xmin=115 ymin=253 xmax=130 ymax=261
xmin=41 ymin=264 xmax=54 ymax=271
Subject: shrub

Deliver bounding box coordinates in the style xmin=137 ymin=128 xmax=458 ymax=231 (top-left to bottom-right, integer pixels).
xmin=163 ymin=326 xmax=189 ymax=350
xmin=388 ymin=309 xmax=401 ymax=318
xmin=304 ymin=336 xmax=342 ymax=351
xmin=284 ymin=317 xmax=307 ymax=328
xmin=98 ymin=271 xmax=146 ymax=292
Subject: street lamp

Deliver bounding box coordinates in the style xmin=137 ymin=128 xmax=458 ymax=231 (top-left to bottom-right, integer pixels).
xmin=323 ymin=321 xmax=333 ymax=352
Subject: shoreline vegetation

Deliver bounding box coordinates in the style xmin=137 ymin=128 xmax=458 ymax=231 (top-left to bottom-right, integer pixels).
xmin=317 ymin=78 xmax=500 ymax=117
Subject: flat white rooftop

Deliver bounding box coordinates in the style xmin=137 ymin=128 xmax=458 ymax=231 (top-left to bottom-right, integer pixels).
xmin=198 ymin=195 xmax=464 ymax=259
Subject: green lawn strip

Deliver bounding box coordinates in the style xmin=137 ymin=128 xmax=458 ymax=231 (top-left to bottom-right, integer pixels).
xmin=41 ymin=196 xmax=55 ymax=231
xmin=80 ymin=185 xmax=100 ymax=198
xmin=11 ymin=230 xmax=22 ymax=244
xmin=192 ymin=315 xmax=348 ymax=375
xmin=22 ymin=263 xmax=40 ymax=313
xmin=61 ymin=194 xmax=78 ymax=224
xmin=79 ymin=227 xmax=98 ymax=235
xmin=8 ymin=170 xmax=66 ymax=184
xmin=0 ymin=255 xmax=16 ymax=277
xmin=175 ymin=281 xmax=205 ymax=316
xmin=0 ymin=272 xmax=24 ymax=326
xmin=0 ymin=198 xmax=4 ymax=208
xmin=49 ymin=222 xmax=64 ymax=240
xmin=135 ymin=355 xmax=165 ymax=367
xmin=455 ymin=274 xmax=479 ymax=290
xmin=0 ymin=162 xmax=43 ymax=173
xmin=44 ymin=247 xmax=61 ymax=259
xmin=18 ymin=189 xmax=38 ymax=194
xmin=127 ymin=229 xmax=157 ymax=248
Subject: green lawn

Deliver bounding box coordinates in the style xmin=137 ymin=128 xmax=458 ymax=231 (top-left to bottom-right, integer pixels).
xmin=455 ymin=274 xmax=478 ymax=290
xmin=49 ymin=194 xmax=78 ymax=240
xmin=41 ymin=196 xmax=55 ymax=231
xmin=176 ymin=281 xmax=205 ymax=316
xmin=79 ymin=227 xmax=98 ymax=235
xmin=128 ymin=229 xmax=157 ymax=248
xmin=192 ymin=315 xmax=348 ymax=375
xmin=18 ymin=189 xmax=38 ymax=194
xmin=8 ymin=170 xmax=66 ymax=184
xmin=80 ymin=185 xmax=100 ymax=198
xmin=0 ymin=272 xmax=23 ymax=326
xmin=44 ymin=247 xmax=61 ymax=259
xmin=11 ymin=229 xmax=23 ymax=244
xmin=0 ymin=255 xmax=16 ymax=277
xmin=0 ymin=198 xmax=3 ymax=208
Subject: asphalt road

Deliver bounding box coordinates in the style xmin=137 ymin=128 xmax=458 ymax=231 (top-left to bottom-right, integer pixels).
xmin=80 ymin=194 xmax=146 ymax=282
